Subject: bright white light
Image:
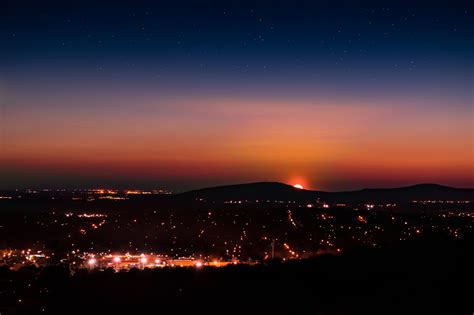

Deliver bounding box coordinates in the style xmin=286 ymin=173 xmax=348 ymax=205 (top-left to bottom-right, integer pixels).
xmin=140 ymin=257 xmax=147 ymax=264
xmin=195 ymin=261 xmax=203 ymax=268
xmin=293 ymin=184 xmax=304 ymax=189
xmin=113 ymin=256 xmax=121 ymax=263
xmin=155 ymin=259 xmax=161 ymax=264
xmin=88 ymin=258 xmax=96 ymax=265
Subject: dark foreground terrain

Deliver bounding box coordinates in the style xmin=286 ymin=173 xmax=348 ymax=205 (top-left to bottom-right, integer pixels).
xmin=1 ymin=232 xmax=472 ymax=315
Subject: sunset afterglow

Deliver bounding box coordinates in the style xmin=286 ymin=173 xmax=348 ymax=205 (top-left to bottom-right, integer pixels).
xmin=1 ymin=1 xmax=472 ymax=191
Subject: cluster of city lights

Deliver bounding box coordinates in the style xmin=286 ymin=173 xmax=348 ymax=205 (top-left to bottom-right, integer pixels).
xmin=84 ymin=253 xmax=240 ymax=271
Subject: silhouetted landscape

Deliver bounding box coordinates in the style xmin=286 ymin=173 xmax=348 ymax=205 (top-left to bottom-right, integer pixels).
xmin=2 ymin=0 xmax=473 ymax=313
xmin=1 ymin=182 xmax=473 ymax=314
xmin=181 ymin=182 xmax=474 ymax=203
xmin=1 ymin=234 xmax=472 ymax=315
xmin=2 ymin=182 xmax=473 ymax=212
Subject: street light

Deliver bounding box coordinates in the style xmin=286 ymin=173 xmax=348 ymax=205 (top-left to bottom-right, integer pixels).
xmin=140 ymin=257 xmax=147 ymax=269
xmin=113 ymin=256 xmax=121 ymax=270
xmin=87 ymin=258 xmax=96 ymax=270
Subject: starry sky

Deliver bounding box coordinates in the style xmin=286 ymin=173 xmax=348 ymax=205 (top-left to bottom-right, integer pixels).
xmin=1 ymin=0 xmax=473 ymax=191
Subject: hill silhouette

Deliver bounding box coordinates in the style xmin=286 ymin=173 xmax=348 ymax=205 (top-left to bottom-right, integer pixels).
xmin=178 ymin=182 xmax=316 ymax=202
xmin=180 ymin=182 xmax=474 ymax=204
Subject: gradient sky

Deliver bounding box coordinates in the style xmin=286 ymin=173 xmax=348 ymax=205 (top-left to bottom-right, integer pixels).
xmin=1 ymin=0 xmax=473 ymax=191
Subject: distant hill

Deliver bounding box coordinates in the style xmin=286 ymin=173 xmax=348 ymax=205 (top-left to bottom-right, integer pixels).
xmin=324 ymin=183 xmax=474 ymax=203
xmin=179 ymin=182 xmax=474 ymax=204
xmin=178 ymin=182 xmax=317 ymax=202
xmin=1 ymin=183 xmax=472 ymax=213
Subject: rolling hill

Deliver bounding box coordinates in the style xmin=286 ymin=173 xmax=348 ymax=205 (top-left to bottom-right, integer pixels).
xmin=179 ymin=182 xmax=474 ymax=204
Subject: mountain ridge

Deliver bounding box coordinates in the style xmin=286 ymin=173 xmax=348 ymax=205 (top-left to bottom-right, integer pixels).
xmin=179 ymin=182 xmax=474 ymax=203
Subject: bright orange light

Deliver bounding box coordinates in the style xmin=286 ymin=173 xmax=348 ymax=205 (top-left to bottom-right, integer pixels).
xmin=195 ymin=261 xmax=203 ymax=268
xmin=293 ymin=184 xmax=304 ymax=189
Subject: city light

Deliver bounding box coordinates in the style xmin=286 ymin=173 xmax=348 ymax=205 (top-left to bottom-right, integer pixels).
xmin=293 ymin=184 xmax=304 ymax=189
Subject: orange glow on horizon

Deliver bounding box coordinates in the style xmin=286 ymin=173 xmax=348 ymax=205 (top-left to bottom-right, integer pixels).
xmin=1 ymin=96 xmax=473 ymax=190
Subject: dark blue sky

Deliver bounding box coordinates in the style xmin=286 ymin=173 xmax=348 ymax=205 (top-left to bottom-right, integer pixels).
xmin=3 ymin=1 xmax=472 ymax=61
xmin=2 ymin=0 xmax=472 ymax=104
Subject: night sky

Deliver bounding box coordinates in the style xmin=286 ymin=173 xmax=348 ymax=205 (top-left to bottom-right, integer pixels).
xmin=1 ymin=0 xmax=473 ymax=191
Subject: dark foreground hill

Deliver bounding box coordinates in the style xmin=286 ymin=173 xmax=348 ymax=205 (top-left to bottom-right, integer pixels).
xmin=2 ymin=233 xmax=472 ymax=315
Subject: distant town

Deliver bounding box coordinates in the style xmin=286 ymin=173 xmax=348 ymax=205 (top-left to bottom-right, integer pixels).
xmin=1 ymin=183 xmax=472 ymax=272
